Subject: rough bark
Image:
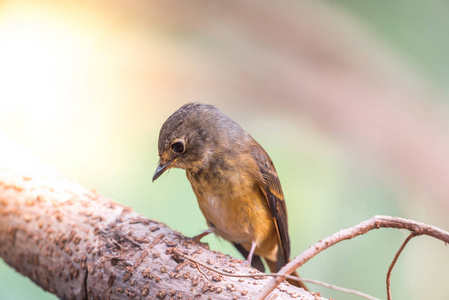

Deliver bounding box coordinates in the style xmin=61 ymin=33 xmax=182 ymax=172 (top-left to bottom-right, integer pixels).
xmin=0 ymin=136 xmax=318 ymax=299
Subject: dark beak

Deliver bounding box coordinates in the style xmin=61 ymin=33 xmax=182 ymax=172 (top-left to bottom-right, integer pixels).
xmin=152 ymin=161 xmax=172 ymax=182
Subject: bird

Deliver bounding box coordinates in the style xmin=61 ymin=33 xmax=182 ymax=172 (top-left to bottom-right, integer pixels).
xmin=152 ymin=103 xmax=306 ymax=289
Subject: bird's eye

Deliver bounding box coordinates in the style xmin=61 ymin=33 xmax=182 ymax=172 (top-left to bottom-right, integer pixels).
xmin=171 ymin=141 xmax=185 ymax=153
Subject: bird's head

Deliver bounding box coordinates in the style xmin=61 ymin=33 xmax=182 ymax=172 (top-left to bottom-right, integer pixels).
xmin=153 ymin=103 xmax=240 ymax=181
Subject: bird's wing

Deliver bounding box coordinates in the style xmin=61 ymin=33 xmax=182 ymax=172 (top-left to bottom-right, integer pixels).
xmin=250 ymin=143 xmax=290 ymax=270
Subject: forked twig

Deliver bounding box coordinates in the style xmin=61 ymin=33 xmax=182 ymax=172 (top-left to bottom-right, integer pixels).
xmin=172 ymin=248 xmax=380 ymax=300
xmin=255 ymin=215 xmax=449 ymax=299
xmin=194 ymin=262 xmax=209 ymax=279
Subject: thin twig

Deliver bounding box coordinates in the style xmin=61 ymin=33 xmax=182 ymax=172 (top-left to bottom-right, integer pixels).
xmin=194 ymin=262 xmax=209 ymax=279
xmin=172 ymin=248 xmax=266 ymax=279
xmin=386 ymin=233 xmax=415 ymax=300
xmin=172 ymin=248 xmax=380 ymax=300
xmin=256 ymin=215 xmax=449 ymax=299
xmin=298 ymin=278 xmax=380 ymax=300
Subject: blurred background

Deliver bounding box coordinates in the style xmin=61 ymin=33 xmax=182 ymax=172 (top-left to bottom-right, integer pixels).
xmin=1 ymin=0 xmax=449 ymax=299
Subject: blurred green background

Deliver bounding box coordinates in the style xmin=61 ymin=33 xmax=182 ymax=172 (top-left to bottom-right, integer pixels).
xmin=1 ymin=0 xmax=449 ymax=299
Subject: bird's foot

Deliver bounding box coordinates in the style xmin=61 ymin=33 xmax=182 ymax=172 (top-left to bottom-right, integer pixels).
xmin=188 ymin=228 xmax=213 ymax=244
xmin=243 ymin=259 xmax=252 ymax=267
xmin=244 ymin=241 xmax=257 ymax=267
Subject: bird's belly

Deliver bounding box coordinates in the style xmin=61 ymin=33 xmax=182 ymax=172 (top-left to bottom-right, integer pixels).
xmin=197 ymin=191 xmax=276 ymax=252
xmin=187 ymin=171 xmax=279 ymax=259
xmin=198 ymin=195 xmax=252 ymax=242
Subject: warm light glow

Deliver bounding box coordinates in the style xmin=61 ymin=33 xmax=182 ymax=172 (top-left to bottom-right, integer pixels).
xmin=0 ymin=2 xmax=114 ymax=171
xmin=0 ymin=3 xmax=90 ymax=115
xmin=0 ymin=1 xmax=150 ymax=177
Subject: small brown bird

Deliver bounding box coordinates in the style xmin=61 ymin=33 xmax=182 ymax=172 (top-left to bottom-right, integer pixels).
xmin=153 ymin=103 xmax=306 ymax=289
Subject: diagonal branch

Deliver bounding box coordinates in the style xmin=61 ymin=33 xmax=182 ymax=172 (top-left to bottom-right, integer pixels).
xmin=256 ymin=215 xmax=449 ymax=299
xmin=173 ymin=248 xmax=380 ymax=300
xmin=386 ymin=233 xmax=415 ymax=300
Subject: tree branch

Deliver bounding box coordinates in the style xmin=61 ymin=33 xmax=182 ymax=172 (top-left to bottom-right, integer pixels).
xmin=386 ymin=233 xmax=415 ymax=300
xmin=256 ymin=215 xmax=449 ymax=299
xmin=0 ymin=167 xmax=318 ymax=299
xmin=173 ymin=248 xmax=380 ymax=300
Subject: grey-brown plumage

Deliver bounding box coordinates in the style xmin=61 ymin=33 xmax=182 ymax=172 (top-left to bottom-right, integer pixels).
xmin=153 ymin=103 xmax=306 ymax=289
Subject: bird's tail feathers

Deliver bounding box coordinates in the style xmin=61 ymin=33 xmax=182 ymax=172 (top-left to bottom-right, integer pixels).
xmin=265 ymin=258 xmax=308 ymax=291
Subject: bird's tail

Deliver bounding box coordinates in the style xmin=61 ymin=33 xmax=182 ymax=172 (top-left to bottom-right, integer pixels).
xmin=265 ymin=259 xmax=308 ymax=291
